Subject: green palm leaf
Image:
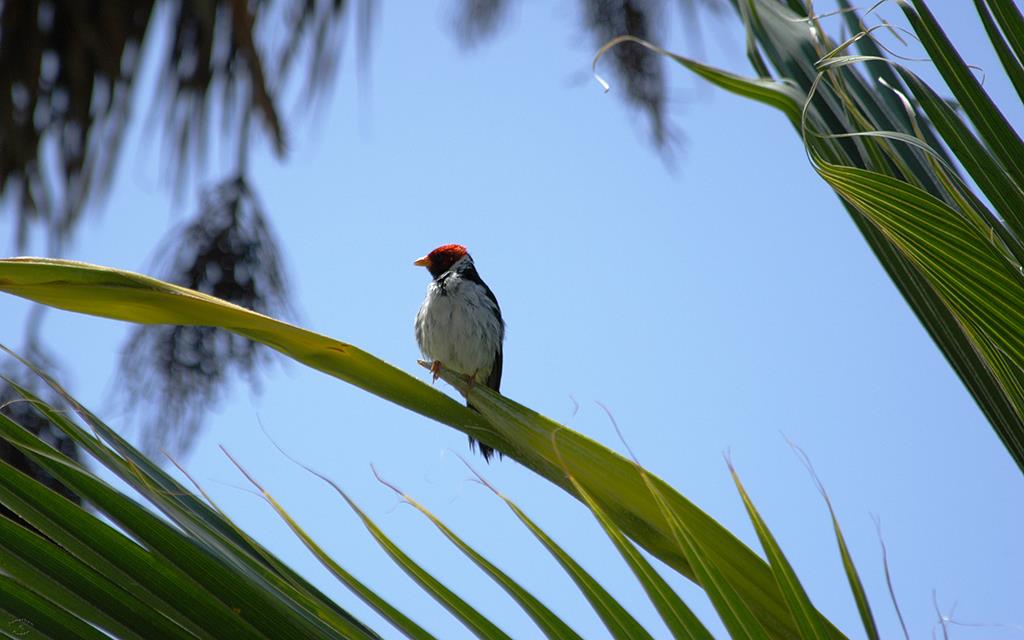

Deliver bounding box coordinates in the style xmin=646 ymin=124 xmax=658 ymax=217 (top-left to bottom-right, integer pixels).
xmin=0 ymin=257 xmax=836 ymax=638
xmin=454 ymin=468 xmax=649 ymax=639
xmin=564 ymin=474 xmax=714 ymax=640
xmin=595 ymin=0 xmax=1024 ymax=473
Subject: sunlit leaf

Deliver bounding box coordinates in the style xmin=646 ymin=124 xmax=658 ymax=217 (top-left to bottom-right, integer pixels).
xmin=0 ymin=258 xmax=834 ymax=638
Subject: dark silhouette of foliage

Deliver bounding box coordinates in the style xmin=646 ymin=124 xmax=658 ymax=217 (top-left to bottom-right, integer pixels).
xmin=120 ymin=176 xmax=291 ymax=454
xmin=452 ymin=0 xmax=723 ymax=148
xmin=0 ymin=0 xmax=356 ymax=244
xmin=582 ymin=0 xmax=676 ymax=147
xmin=452 ymin=0 xmax=510 ymax=47
xmin=0 ymin=342 xmax=80 ymax=530
xmin=0 ymin=1 xmax=154 ymax=249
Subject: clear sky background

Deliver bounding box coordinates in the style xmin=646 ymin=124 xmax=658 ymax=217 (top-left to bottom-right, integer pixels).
xmin=3 ymin=2 xmax=1023 ymax=638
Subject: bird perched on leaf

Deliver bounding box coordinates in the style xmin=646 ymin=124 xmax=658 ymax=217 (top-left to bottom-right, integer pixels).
xmin=414 ymin=244 xmax=505 ymax=461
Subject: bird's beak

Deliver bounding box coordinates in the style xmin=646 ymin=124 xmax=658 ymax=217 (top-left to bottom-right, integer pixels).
xmin=413 ymin=255 xmax=431 ymax=268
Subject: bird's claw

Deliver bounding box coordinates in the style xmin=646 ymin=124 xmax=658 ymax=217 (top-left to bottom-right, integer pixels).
xmin=430 ymin=360 xmax=442 ymax=383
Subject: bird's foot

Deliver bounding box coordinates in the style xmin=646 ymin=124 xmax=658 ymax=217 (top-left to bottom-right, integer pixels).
xmin=430 ymin=360 xmax=442 ymax=383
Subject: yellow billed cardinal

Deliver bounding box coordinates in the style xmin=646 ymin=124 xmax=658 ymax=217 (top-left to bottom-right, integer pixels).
xmin=414 ymin=244 xmax=505 ymax=461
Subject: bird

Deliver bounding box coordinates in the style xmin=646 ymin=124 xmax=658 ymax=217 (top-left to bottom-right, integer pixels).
xmin=414 ymin=244 xmax=505 ymax=461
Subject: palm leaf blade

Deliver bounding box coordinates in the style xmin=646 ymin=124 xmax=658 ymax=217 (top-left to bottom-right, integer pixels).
xmin=0 ymin=257 xmax=836 ymax=639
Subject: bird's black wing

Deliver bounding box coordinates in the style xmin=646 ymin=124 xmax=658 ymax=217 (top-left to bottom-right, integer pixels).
xmin=470 ymin=347 xmax=503 ymax=462
xmin=459 ymin=262 xmax=505 ymax=462
xmin=486 ymin=346 xmax=502 ymax=392
xmin=460 ymin=263 xmax=505 ymax=340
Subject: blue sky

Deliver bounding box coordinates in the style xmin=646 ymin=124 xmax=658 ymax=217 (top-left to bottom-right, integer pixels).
xmin=3 ymin=1 xmax=1023 ymax=638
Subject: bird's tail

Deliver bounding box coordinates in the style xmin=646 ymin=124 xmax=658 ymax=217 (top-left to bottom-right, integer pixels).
xmin=466 ymin=401 xmax=501 ymax=462
xmin=468 ymin=436 xmax=496 ymax=462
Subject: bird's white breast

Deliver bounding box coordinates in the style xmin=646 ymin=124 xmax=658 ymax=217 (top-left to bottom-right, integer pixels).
xmin=415 ymin=273 xmax=502 ymax=379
